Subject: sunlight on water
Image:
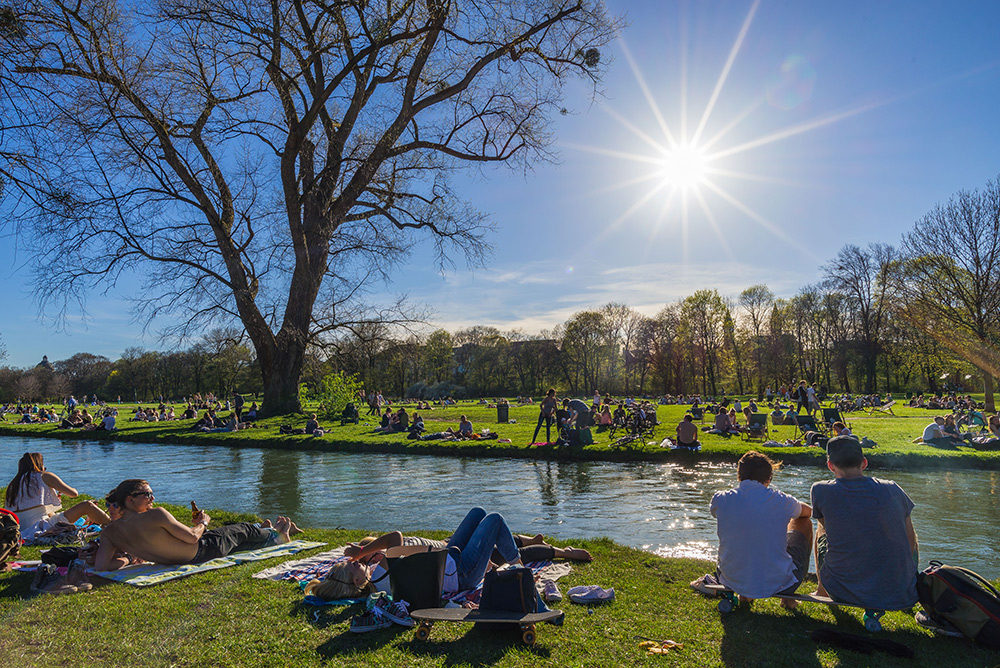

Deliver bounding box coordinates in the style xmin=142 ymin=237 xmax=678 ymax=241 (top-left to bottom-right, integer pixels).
xmin=1 ymin=435 xmax=997 ymax=577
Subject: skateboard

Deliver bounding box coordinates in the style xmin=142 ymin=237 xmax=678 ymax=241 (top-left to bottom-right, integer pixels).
xmin=698 ymin=583 xmax=887 ymax=632
xmin=409 ymin=607 xmax=563 ymax=645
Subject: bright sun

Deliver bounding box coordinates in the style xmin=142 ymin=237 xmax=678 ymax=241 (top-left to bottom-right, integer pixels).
xmin=659 ymin=145 xmax=707 ymax=190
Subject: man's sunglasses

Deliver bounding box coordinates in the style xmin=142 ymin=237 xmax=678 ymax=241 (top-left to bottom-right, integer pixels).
xmin=130 ymin=491 xmax=154 ymax=499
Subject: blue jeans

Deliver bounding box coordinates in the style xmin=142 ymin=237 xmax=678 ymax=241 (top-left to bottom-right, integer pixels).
xmin=446 ymin=508 xmax=519 ymax=591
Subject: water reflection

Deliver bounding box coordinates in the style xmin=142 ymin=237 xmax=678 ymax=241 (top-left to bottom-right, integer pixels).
xmin=1 ymin=435 xmax=997 ymax=578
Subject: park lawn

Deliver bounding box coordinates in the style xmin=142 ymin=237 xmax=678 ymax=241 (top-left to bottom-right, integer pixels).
xmin=0 ymin=501 xmax=996 ymax=668
xmin=2 ymin=399 xmax=999 ymax=470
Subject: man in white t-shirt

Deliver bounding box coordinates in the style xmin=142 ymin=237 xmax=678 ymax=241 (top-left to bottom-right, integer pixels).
xmin=709 ymin=451 xmax=812 ymax=608
xmin=921 ymin=416 xmax=952 ymax=447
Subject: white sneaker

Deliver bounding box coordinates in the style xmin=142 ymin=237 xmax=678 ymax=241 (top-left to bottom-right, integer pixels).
xmin=542 ymin=579 xmax=562 ymax=602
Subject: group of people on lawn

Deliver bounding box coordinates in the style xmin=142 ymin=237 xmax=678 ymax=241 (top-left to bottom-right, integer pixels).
xmin=703 ymin=436 xmax=918 ymax=612
xmin=8 ymin=432 xmax=919 ymax=618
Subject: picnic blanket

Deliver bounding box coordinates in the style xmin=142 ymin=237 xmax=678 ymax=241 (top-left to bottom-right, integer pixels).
xmin=88 ymin=539 xmax=326 ymax=586
xmin=254 ymin=544 xmax=572 ymax=606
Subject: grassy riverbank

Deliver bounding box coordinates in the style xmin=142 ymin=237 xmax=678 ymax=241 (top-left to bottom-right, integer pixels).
xmin=2 ymin=401 xmax=999 ymax=471
xmin=1 ymin=500 xmax=996 ymax=668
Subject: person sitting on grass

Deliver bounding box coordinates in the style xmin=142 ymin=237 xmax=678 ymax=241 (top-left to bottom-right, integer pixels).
xmin=445 ymin=415 xmax=473 ymax=438
xmin=59 ymin=409 xmax=84 ymax=429
xmin=920 ymin=416 xmax=955 ymax=447
xmin=811 ymin=437 xmax=918 ymax=611
xmin=675 ymin=414 xmax=701 ymax=449
xmin=393 ymin=407 xmax=409 ymax=433
xmin=708 ymin=409 xmax=733 ymax=437
xmin=4 ymin=452 xmax=113 ymax=541
xmin=699 ymin=451 xmax=812 ymax=608
xmin=305 ymin=413 xmax=324 ymax=436
xmin=598 ymin=404 xmax=612 ymax=429
xmin=95 ymin=479 xmax=300 ymax=570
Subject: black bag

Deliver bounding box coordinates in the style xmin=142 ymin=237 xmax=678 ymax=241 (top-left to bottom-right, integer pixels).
xmin=373 ymin=547 xmax=451 ymax=611
xmin=0 ymin=509 xmax=20 ymax=568
xmin=480 ymin=567 xmax=537 ymax=614
xmin=41 ymin=545 xmax=79 ymax=567
xmin=917 ymin=561 xmax=1000 ymax=648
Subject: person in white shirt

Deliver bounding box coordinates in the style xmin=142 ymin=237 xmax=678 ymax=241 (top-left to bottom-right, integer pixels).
xmin=709 ymin=451 xmax=812 ymax=609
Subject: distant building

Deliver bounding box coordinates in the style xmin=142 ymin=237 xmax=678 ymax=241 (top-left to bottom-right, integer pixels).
xmin=36 ymin=355 xmax=53 ymax=371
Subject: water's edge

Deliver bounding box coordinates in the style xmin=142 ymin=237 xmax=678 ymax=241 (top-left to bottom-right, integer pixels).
xmin=1 ymin=425 xmax=995 ymax=471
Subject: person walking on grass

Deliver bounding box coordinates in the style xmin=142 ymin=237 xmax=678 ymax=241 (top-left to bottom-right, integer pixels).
xmin=530 ymin=389 xmax=558 ymax=445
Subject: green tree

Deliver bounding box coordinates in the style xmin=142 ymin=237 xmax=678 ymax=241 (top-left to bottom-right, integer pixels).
xmin=423 ymin=330 xmax=454 ymax=384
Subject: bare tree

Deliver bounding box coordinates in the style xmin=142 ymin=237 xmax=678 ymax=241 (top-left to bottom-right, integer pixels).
xmin=0 ymin=0 xmax=621 ymax=414
xmin=897 ymin=176 xmax=1000 ymax=411
xmin=739 ymin=284 xmax=773 ymax=395
xmin=823 ymin=243 xmax=897 ymax=393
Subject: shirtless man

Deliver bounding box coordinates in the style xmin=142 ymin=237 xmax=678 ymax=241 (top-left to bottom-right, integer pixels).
xmin=95 ymin=479 xmax=294 ymax=571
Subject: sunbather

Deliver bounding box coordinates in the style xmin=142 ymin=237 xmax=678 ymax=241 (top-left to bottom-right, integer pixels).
xmin=306 ymin=507 xmax=583 ymax=605
xmin=94 ymin=479 xmax=295 ymax=570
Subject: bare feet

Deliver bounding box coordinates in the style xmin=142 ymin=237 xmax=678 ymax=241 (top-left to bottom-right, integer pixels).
xmin=779 ymin=598 xmax=799 ymax=610
xmin=288 ymin=520 xmax=303 ymax=536
xmin=261 ymin=519 xmax=273 ymax=529
xmin=273 ymin=516 xmax=292 ymax=544
xmin=562 ymin=547 xmax=593 ymax=562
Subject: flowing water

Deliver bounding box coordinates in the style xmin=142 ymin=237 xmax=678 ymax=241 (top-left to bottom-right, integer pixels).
xmin=2 ymin=435 xmax=997 ymax=578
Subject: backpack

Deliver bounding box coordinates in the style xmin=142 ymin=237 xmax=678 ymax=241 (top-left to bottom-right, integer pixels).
xmin=0 ymin=509 xmax=21 ymax=569
xmin=479 ymin=566 xmax=538 ymax=628
xmin=917 ymin=560 xmax=1000 ymax=648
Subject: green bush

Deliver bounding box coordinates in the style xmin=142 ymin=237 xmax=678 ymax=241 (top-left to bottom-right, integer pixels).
xmin=305 ymin=371 xmax=363 ymax=420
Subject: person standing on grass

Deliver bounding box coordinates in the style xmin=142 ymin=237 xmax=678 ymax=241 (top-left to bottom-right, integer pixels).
xmin=704 ymin=451 xmax=812 ymax=609
xmin=529 ymin=389 xmax=558 ymax=444
xmin=233 ymin=391 xmax=245 ymax=422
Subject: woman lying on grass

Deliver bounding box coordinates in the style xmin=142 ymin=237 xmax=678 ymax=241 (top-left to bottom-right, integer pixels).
xmin=305 ymin=507 xmax=591 ymax=603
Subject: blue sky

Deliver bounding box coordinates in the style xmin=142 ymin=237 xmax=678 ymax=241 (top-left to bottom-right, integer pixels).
xmin=3 ymin=0 xmax=1000 ymax=367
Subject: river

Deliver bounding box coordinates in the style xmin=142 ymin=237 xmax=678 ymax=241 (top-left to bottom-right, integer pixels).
xmin=2 ymin=435 xmax=997 ymax=578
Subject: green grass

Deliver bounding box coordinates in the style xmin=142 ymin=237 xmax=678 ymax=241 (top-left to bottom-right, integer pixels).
xmin=3 ymin=400 xmax=999 ymax=471
xmin=2 ymin=500 xmax=997 ymax=667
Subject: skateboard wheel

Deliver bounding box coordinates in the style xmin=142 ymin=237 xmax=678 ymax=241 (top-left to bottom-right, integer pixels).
xmin=718 ymin=598 xmax=734 ymax=613
xmin=522 ymin=627 xmax=536 ymax=645
xmin=864 ymin=611 xmax=884 ymax=633
xmin=416 ymin=623 xmax=431 ymax=641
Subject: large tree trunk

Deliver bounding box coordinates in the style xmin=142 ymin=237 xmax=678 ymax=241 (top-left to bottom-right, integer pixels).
xmin=984 ymin=373 xmax=995 ymax=413
xmin=260 ymin=344 xmax=306 ymax=416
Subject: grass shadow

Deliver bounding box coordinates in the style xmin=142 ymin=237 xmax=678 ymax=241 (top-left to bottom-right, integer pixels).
xmin=403 ymin=624 xmax=553 ymax=667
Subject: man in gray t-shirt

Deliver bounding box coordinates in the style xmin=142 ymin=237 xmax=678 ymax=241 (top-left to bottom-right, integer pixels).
xmin=811 ymin=436 xmax=919 ymax=610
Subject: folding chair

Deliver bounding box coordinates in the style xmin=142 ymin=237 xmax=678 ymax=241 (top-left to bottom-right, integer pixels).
xmin=741 ymin=414 xmax=768 ymax=442
xmin=865 ymin=400 xmax=896 ymax=416
xmin=822 ymin=407 xmax=851 ymax=432
xmin=690 ymin=406 xmax=705 ymax=423
xmin=794 ymin=414 xmax=822 ymax=438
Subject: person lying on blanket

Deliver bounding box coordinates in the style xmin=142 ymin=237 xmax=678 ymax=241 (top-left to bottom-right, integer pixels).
xmin=305 ymin=507 xmax=589 ymax=604
xmin=94 ymin=479 xmax=300 ymax=570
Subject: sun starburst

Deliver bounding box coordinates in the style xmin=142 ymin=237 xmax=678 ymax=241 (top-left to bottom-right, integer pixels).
xmin=579 ymin=0 xmax=881 ymax=261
